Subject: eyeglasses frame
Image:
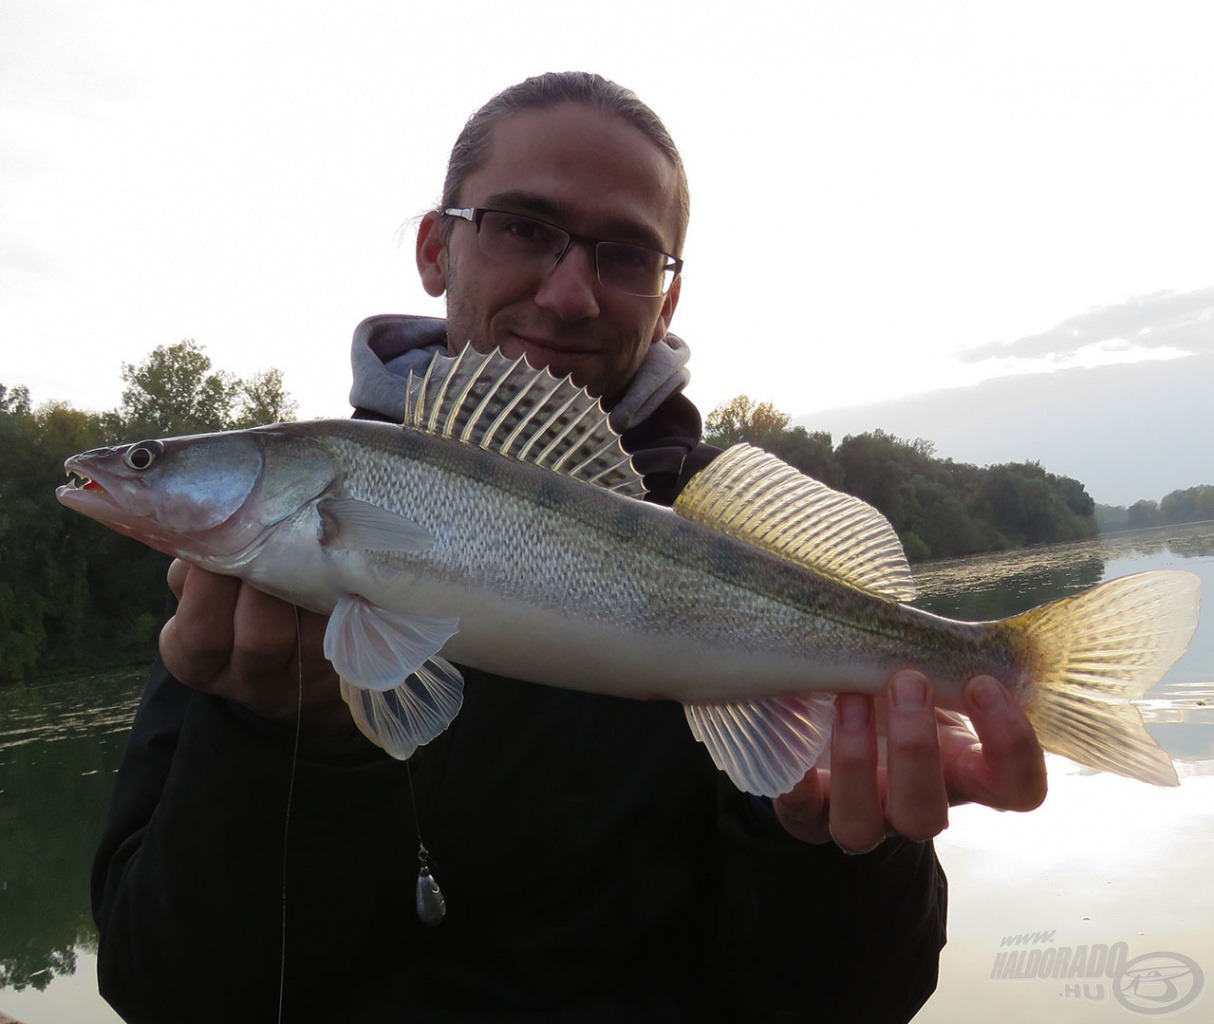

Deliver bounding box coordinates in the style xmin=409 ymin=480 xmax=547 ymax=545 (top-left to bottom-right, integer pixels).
xmin=442 ymin=206 xmax=683 ymax=298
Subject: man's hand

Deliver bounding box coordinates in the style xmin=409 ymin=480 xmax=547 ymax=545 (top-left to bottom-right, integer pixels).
xmin=160 ymin=559 xmax=357 ymax=750
xmin=772 ymin=671 xmax=1047 ymax=852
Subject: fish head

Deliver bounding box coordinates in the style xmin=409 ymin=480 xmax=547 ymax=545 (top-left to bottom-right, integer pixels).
xmin=56 ymin=427 xmax=338 ymax=561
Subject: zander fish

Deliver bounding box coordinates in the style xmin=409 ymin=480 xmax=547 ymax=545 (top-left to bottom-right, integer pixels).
xmin=57 ymin=348 xmax=1201 ymax=795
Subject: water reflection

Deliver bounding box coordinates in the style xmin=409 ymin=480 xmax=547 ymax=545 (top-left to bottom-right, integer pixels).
xmin=913 ymin=521 xmax=1214 ymax=1023
xmin=2 ymin=525 xmax=1212 ymax=1021
xmin=914 ymin=520 xmax=1214 ymax=773
xmin=0 ymin=669 xmax=142 ymax=998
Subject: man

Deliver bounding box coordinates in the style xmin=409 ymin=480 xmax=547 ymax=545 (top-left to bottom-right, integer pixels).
xmin=92 ymin=72 xmax=1047 ymax=1023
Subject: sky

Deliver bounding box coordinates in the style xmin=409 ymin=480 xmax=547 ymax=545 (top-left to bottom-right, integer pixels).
xmin=3 ymin=1 xmax=1212 ymax=486
xmin=811 ymin=337 xmax=1214 ymax=506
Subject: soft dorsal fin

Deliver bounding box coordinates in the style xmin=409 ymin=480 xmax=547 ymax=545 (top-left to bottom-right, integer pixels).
xmin=403 ymin=346 xmax=645 ymax=498
xmin=674 ymin=443 xmax=916 ymax=601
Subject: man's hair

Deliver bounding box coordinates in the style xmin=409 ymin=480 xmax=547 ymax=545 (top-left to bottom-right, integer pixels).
xmin=440 ymin=71 xmax=690 ymax=254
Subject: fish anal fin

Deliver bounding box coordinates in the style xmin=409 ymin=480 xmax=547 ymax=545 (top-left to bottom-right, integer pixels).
xmin=684 ymin=693 xmax=836 ymax=797
xmin=674 ymin=444 xmax=916 ymax=602
xmin=340 ymin=657 xmax=464 ymax=760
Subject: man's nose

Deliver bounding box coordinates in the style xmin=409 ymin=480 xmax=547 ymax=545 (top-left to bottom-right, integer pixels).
xmin=534 ymin=242 xmax=601 ymax=321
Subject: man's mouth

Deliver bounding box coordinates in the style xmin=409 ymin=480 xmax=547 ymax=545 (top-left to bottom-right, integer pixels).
xmin=507 ymin=335 xmax=598 ymax=367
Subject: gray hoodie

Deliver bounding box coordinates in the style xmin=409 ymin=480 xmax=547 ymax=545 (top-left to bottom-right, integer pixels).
xmin=348 ymin=313 xmax=692 ymax=433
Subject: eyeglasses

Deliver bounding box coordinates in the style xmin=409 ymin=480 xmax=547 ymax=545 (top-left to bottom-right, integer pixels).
xmin=443 ymin=207 xmax=682 ymax=298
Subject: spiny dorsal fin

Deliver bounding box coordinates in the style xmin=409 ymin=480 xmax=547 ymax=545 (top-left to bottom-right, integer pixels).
xmin=403 ymin=346 xmax=645 ymax=498
xmin=674 ymin=444 xmax=916 ymax=601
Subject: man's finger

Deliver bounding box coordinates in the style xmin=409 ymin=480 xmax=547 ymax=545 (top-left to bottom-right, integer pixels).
xmin=953 ymin=675 xmax=1048 ymax=811
xmin=884 ymin=671 xmax=949 ymax=841
xmin=160 ymin=566 xmax=242 ymax=688
xmin=773 ymin=768 xmax=830 ymax=845
xmin=825 ymin=694 xmax=885 ymax=853
xmin=167 ymin=558 xmax=189 ymax=600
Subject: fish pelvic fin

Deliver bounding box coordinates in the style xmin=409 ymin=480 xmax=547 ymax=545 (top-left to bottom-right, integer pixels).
xmin=325 ymin=595 xmax=463 ymax=759
xmin=685 ymin=694 xmax=836 ymax=797
xmin=402 ymin=345 xmax=646 ymax=498
xmin=674 ymin=444 xmax=916 ymax=601
xmin=1007 ymin=569 xmax=1201 ymax=786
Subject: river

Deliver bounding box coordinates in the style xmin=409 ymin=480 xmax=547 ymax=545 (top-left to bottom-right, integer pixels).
xmin=2 ymin=522 xmax=1212 ymax=1022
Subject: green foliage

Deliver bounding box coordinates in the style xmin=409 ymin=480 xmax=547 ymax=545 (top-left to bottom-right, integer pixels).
xmin=1094 ymin=503 xmax=1128 ymax=531
xmin=705 ymin=396 xmax=843 ymax=486
xmin=0 ymin=341 xmax=295 ymax=680
xmin=703 ymin=394 xmax=1101 ymax=562
xmin=231 ymin=367 xmax=299 ymax=428
xmin=1097 ymin=487 xmax=1213 ymax=533
xmin=1160 ymin=485 xmax=1214 ymax=526
xmin=1126 ymin=499 xmax=1161 ymax=530
xmin=119 ymin=340 xmax=299 ymax=436
xmin=705 ymin=395 xmax=791 ymax=448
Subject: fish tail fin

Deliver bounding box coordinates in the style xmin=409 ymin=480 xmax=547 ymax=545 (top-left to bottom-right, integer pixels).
xmin=1006 ymin=569 xmax=1200 ymax=786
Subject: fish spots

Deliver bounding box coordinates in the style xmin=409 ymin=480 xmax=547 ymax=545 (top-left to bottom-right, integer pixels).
xmin=608 ymin=498 xmax=646 ymax=542
xmin=533 ymin=472 xmax=567 ymax=512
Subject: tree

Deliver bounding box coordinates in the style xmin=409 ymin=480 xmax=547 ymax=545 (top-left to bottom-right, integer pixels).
xmin=232 ymin=368 xmax=298 ymax=428
xmin=1160 ymin=485 xmax=1214 ymax=526
xmin=0 ymin=342 xmax=298 ymax=679
xmin=766 ymin=425 xmax=844 ymax=488
xmin=704 ymin=395 xmax=790 ymax=448
xmin=118 ymin=339 xmax=297 ymax=438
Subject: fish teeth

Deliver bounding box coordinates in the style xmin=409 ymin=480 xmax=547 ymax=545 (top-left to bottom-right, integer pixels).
xmin=67 ymin=470 xmax=100 ymax=491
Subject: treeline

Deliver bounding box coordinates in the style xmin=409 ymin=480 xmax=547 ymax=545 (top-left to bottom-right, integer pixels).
xmin=1096 ymin=486 xmax=1214 ymax=532
xmin=705 ymin=396 xmax=1097 ymax=563
xmin=0 ymin=341 xmax=296 ymax=681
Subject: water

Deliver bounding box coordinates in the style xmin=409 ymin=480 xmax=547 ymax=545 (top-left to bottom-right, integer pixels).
xmin=913 ymin=520 xmax=1214 ymax=1023
xmin=0 ymin=670 xmax=141 ymax=1023
xmin=2 ymin=523 xmax=1212 ymax=1023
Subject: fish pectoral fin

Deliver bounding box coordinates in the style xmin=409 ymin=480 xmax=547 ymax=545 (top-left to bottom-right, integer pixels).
xmin=684 ymin=693 xmax=836 ymax=798
xmin=325 ymin=593 xmax=459 ymax=691
xmin=340 ymin=657 xmax=464 ymax=760
xmin=318 ymin=497 xmax=435 ymax=553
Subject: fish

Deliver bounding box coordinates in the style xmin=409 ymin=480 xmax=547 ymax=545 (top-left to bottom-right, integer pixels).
xmin=56 ymin=347 xmax=1201 ymax=796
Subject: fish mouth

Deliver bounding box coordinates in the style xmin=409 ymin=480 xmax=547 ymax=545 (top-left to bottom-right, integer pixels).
xmin=57 ymin=457 xmax=178 ymax=554
xmin=63 ymin=468 xmax=106 ymax=493
xmin=56 ymin=457 xmax=126 ymax=515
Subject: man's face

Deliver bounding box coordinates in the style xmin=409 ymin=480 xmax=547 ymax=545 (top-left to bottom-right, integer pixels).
xmin=417 ymin=103 xmax=682 ymax=399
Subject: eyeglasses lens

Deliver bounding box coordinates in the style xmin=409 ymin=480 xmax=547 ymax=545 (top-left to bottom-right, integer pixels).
xmin=475 ymin=211 xmax=673 ymax=297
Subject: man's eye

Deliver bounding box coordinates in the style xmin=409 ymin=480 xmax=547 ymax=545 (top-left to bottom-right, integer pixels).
xmin=499 ymin=217 xmax=560 ymax=246
xmin=601 ymin=244 xmax=659 ymax=271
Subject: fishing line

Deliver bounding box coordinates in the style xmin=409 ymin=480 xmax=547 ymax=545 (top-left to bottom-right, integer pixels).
xmin=277 ymin=608 xmax=305 ymax=1024
xmin=407 ymin=756 xmax=447 ymax=925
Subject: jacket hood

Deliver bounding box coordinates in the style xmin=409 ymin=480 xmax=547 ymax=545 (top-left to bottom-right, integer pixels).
xmin=348 ymin=314 xmax=693 ymax=434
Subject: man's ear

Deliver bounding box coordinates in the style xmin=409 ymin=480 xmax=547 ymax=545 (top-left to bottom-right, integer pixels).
xmin=416 ymin=211 xmax=448 ymax=297
xmin=650 ymin=274 xmax=681 ymax=342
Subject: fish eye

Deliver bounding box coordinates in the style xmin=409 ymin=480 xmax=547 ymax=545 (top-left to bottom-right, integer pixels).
xmin=124 ymin=441 xmax=164 ymax=471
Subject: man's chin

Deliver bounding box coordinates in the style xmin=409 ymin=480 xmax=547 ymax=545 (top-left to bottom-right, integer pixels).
xmin=500 ymin=337 xmax=603 ymax=390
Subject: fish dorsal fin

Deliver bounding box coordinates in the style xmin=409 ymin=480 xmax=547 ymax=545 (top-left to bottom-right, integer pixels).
xmin=674 ymin=443 xmax=916 ymax=602
xmin=404 ymin=345 xmax=645 ymax=498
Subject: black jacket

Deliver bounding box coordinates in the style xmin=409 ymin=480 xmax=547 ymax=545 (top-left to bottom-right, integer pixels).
xmin=92 ymin=389 xmax=946 ymax=1023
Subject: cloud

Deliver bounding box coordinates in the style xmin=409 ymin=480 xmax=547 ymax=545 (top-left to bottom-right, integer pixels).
xmin=0 ymin=0 xmax=134 ymax=119
xmin=959 ymin=286 xmax=1214 ymax=363
xmin=800 ymin=351 xmax=1214 ymax=507
xmin=0 ymin=233 xmax=64 ymax=286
